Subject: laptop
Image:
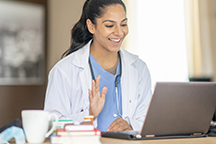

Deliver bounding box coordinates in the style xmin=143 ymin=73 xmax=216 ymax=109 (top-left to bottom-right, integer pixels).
xmin=102 ymin=82 xmax=216 ymax=140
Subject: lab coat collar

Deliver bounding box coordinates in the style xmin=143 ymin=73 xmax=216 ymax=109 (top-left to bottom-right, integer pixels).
xmin=71 ymin=40 xmax=92 ymax=69
xmin=119 ymin=48 xmax=138 ymax=66
xmin=72 ymin=39 xmax=138 ymax=68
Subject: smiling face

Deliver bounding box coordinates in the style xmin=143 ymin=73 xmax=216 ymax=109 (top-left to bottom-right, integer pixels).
xmin=87 ymin=4 xmax=128 ymax=54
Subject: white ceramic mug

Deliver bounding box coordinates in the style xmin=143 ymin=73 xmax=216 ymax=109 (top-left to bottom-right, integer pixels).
xmin=21 ymin=110 xmax=58 ymax=143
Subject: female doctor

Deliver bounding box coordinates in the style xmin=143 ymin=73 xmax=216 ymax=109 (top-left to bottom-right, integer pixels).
xmin=44 ymin=0 xmax=152 ymax=132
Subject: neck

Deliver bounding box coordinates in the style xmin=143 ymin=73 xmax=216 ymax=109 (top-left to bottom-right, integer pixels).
xmin=90 ymin=44 xmax=119 ymax=70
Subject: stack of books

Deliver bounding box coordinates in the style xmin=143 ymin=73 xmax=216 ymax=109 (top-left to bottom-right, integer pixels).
xmin=52 ymin=119 xmax=73 ymax=130
xmin=50 ymin=121 xmax=101 ymax=144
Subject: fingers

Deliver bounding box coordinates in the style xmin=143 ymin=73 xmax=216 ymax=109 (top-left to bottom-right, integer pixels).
xmin=89 ymin=75 xmax=107 ymax=118
xmin=88 ymin=89 xmax=92 ymax=102
xmin=101 ymin=86 xmax=107 ymax=100
xmin=107 ymin=118 xmax=123 ymax=131
xmin=95 ymin=75 xmax=100 ymax=95
xmin=91 ymin=80 xmax=96 ymax=97
xmin=88 ymin=89 xmax=93 ymax=116
xmin=91 ymin=75 xmax=100 ymax=98
xmin=107 ymin=118 xmax=133 ymax=131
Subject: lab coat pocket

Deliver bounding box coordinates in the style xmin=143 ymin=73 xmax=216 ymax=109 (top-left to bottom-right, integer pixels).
xmin=73 ymin=99 xmax=89 ymax=114
xmin=72 ymin=98 xmax=84 ymax=114
xmin=74 ymin=106 xmax=83 ymax=114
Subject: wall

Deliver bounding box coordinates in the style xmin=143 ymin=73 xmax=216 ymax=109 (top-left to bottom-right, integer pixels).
xmin=0 ymin=86 xmax=46 ymax=127
xmin=208 ymin=0 xmax=216 ymax=81
xmin=185 ymin=0 xmax=216 ymax=80
xmin=47 ymin=0 xmax=85 ymax=70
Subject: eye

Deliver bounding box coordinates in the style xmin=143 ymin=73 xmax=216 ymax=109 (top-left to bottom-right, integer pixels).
xmin=105 ymin=25 xmax=114 ymax=28
xmin=121 ymin=24 xmax=127 ymax=27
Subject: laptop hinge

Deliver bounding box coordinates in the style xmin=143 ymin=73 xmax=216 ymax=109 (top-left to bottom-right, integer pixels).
xmin=193 ymin=133 xmax=202 ymax=136
xmin=145 ymin=135 xmax=155 ymax=137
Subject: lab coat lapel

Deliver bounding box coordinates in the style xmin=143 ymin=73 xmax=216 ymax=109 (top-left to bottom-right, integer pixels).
xmin=72 ymin=41 xmax=98 ymax=126
xmin=72 ymin=41 xmax=92 ymax=104
xmin=120 ymin=48 xmax=138 ymax=119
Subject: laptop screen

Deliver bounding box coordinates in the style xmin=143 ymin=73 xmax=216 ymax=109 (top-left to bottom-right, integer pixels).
xmin=141 ymin=82 xmax=216 ymax=137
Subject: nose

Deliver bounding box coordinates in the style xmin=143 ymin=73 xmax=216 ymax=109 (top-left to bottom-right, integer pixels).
xmin=114 ymin=26 xmax=124 ymax=37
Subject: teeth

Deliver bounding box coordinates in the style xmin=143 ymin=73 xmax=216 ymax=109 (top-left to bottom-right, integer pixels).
xmin=109 ymin=38 xmax=121 ymax=42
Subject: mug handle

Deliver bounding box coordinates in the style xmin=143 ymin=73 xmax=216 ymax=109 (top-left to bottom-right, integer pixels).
xmin=45 ymin=113 xmax=58 ymax=138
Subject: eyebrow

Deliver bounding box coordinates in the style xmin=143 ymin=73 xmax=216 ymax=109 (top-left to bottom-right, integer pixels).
xmin=102 ymin=18 xmax=128 ymax=23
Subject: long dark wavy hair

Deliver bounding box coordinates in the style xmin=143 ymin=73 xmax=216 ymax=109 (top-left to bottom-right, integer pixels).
xmin=61 ymin=0 xmax=126 ymax=58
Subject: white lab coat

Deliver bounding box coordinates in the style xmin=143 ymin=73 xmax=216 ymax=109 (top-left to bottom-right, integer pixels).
xmin=44 ymin=40 xmax=152 ymax=131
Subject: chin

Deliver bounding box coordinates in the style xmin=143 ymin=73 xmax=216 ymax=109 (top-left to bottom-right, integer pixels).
xmin=109 ymin=47 xmax=121 ymax=53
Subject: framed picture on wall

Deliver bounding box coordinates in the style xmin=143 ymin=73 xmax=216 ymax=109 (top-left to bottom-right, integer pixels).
xmin=0 ymin=0 xmax=46 ymax=85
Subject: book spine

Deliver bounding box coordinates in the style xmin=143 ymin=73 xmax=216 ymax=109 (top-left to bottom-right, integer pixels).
xmin=57 ymin=131 xmax=101 ymax=137
xmin=51 ymin=136 xmax=101 ymax=144
xmin=56 ymin=129 xmax=101 ymax=137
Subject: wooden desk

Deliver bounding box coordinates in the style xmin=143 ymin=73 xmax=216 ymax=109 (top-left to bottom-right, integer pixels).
xmin=37 ymin=137 xmax=216 ymax=144
xmin=100 ymin=137 xmax=216 ymax=144
xmin=10 ymin=137 xmax=216 ymax=144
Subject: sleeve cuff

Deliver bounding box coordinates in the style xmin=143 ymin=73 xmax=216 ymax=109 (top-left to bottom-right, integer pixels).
xmin=124 ymin=116 xmax=143 ymax=132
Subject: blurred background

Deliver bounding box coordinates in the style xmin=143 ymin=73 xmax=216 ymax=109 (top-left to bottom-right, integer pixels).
xmin=0 ymin=0 xmax=215 ymax=127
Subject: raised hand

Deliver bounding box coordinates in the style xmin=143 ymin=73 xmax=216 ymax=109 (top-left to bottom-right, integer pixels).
xmin=89 ymin=75 xmax=107 ymax=118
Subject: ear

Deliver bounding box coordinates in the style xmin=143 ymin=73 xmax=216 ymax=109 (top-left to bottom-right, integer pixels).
xmin=86 ymin=19 xmax=95 ymax=34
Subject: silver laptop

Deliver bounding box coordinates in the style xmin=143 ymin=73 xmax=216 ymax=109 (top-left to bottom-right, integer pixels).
xmin=102 ymin=82 xmax=216 ymax=139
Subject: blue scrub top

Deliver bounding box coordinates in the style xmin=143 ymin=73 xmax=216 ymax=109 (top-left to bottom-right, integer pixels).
xmin=89 ymin=54 xmax=122 ymax=132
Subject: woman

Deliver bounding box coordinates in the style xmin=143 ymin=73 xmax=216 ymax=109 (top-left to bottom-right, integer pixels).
xmin=44 ymin=0 xmax=152 ymax=132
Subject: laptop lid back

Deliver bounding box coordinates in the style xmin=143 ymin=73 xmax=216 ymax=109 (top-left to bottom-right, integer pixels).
xmin=141 ymin=82 xmax=216 ymax=137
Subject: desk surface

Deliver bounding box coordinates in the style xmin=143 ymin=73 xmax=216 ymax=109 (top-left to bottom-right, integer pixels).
xmin=40 ymin=137 xmax=216 ymax=144
xmin=101 ymin=137 xmax=216 ymax=144
xmin=9 ymin=137 xmax=216 ymax=144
